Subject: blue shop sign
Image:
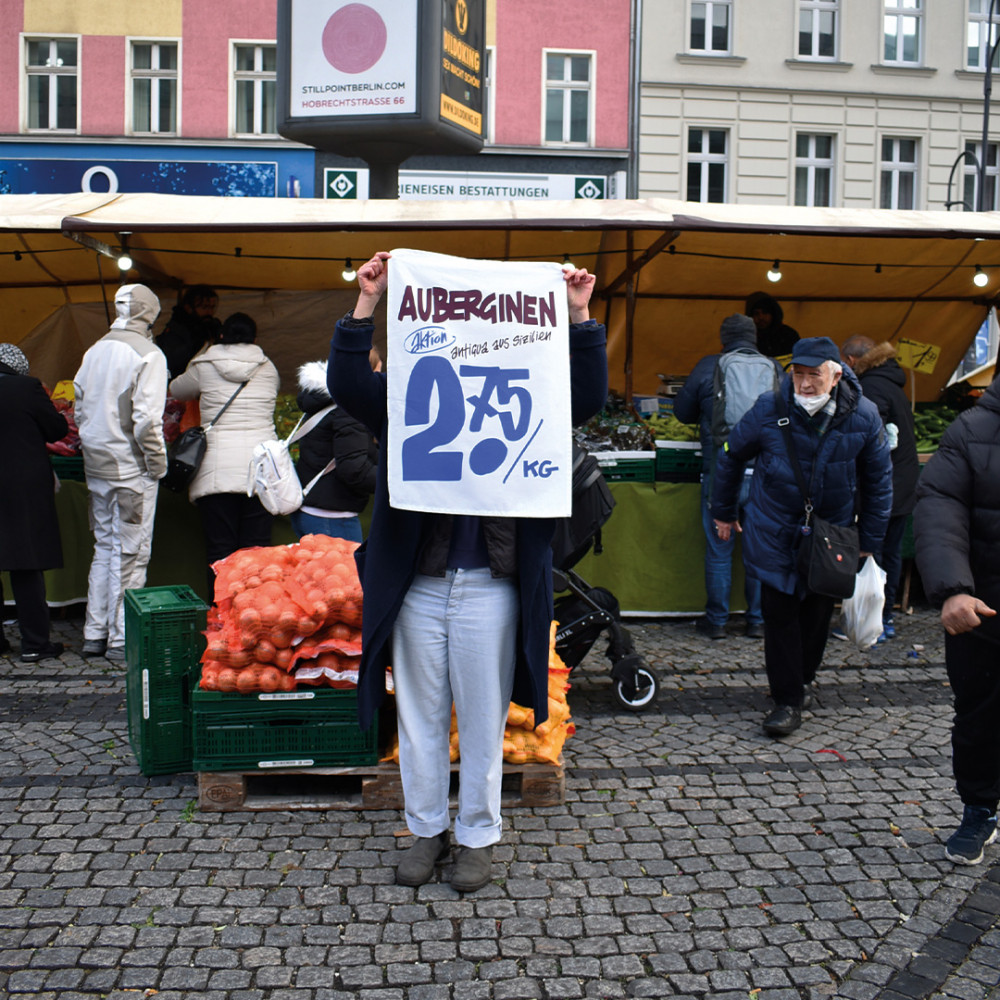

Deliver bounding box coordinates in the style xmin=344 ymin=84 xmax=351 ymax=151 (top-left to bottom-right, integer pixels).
xmin=0 ymin=143 xmax=315 ymax=197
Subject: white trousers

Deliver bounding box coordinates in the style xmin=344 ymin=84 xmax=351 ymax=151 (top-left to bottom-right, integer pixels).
xmin=392 ymin=568 xmax=519 ymax=848
xmin=84 ymin=476 xmax=159 ymax=647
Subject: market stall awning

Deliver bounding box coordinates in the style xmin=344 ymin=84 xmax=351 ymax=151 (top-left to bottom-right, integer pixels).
xmin=2 ymin=192 xmax=999 ymax=399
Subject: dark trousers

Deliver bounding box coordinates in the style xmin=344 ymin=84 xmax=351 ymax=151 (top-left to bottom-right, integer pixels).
xmin=761 ymin=583 xmax=836 ymax=707
xmin=0 ymin=570 xmax=52 ymax=651
xmin=196 ymin=493 xmax=273 ymax=595
xmin=881 ymin=513 xmax=908 ymax=616
xmin=946 ymin=630 xmax=1000 ymax=811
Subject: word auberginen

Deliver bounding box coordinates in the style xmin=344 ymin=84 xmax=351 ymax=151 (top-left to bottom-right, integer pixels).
xmin=397 ymin=286 xmax=558 ymax=327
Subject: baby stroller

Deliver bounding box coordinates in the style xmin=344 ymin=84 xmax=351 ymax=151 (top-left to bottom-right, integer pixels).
xmin=551 ymin=446 xmax=660 ymax=711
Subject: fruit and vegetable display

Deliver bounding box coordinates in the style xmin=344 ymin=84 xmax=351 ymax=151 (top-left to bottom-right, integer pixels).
xmin=643 ymin=410 xmax=699 ymax=442
xmin=573 ymin=392 xmax=656 ymax=452
xmin=199 ymin=534 xmax=364 ymax=693
xmin=912 ymin=403 xmax=959 ymax=454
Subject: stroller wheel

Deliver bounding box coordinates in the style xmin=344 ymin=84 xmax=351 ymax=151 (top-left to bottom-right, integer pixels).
xmin=613 ymin=665 xmax=659 ymax=711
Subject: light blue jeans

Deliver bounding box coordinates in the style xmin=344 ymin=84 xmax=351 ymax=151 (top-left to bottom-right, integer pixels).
xmin=702 ymin=471 xmax=762 ymax=627
xmin=290 ymin=509 xmax=363 ymax=543
xmin=392 ymin=568 xmax=519 ymax=848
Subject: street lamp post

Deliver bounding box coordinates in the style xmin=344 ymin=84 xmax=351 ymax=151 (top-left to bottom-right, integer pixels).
xmin=979 ymin=0 xmax=1000 ymax=210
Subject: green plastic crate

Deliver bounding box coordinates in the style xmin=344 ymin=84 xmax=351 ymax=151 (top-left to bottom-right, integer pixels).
xmin=191 ymin=688 xmax=378 ymax=772
xmin=591 ymin=450 xmax=656 ymax=483
xmin=655 ymin=441 xmax=703 ymax=483
xmin=125 ymin=585 xmax=208 ymax=776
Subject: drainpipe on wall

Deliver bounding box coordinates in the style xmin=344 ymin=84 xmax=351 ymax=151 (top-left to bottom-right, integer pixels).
xmin=627 ymin=0 xmax=643 ymax=199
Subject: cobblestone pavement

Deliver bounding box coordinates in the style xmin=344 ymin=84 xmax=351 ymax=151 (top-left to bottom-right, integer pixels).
xmin=2 ymin=603 xmax=1000 ymax=1000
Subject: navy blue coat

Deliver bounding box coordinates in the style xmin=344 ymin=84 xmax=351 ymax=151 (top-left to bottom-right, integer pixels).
xmin=710 ymin=369 xmax=892 ymax=596
xmin=328 ymin=314 xmax=608 ymax=730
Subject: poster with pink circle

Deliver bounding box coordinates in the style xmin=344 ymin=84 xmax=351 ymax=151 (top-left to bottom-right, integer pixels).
xmin=289 ymin=1 xmax=417 ymax=118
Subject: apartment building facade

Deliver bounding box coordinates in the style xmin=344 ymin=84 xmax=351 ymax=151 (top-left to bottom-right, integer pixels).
xmin=0 ymin=0 xmax=633 ymax=202
xmin=638 ymin=0 xmax=1000 ymax=212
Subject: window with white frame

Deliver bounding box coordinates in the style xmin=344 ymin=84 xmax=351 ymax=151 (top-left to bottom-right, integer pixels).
xmin=234 ymin=43 xmax=276 ymax=136
xmin=883 ymin=0 xmax=922 ymax=64
xmin=967 ymin=0 xmax=1000 ymax=71
xmin=543 ymin=51 xmax=593 ymax=145
xmin=131 ymin=40 xmax=178 ymax=134
xmin=798 ymin=0 xmax=838 ymax=59
xmin=687 ymin=128 xmax=727 ymax=202
xmin=690 ymin=0 xmax=732 ymax=54
xmin=794 ymin=133 xmax=834 ymax=207
xmin=25 ymin=37 xmax=78 ymax=131
xmin=963 ymin=140 xmax=1000 ymax=211
xmin=879 ymin=137 xmax=918 ymax=209
xmin=485 ymin=46 xmax=495 ymax=144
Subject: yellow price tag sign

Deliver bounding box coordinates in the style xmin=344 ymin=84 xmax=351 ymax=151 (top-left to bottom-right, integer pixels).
xmin=896 ymin=338 xmax=940 ymax=374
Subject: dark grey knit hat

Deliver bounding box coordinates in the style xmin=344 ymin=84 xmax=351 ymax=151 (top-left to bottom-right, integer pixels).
xmin=0 ymin=343 xmax=29 ymax=375
xmin=719 ymin=314 xmax=757 ymax=347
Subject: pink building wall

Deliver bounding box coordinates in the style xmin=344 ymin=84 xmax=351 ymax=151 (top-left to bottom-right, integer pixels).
xmin=0 ymin=0 xmax=25 ymax=133
xmin=493 ymin=0 xmax=631 ymax=149
xmin=80 ymin=37 xmax=125 ymax=136
xmin=182 ymin=2 xmax=279 ymax=138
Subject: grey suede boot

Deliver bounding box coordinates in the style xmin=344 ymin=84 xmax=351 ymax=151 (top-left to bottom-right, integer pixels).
xmin=395 ymin=832 xmax=450 ymax=886
xmin=449 ymin=846 xmax=493 ymax=892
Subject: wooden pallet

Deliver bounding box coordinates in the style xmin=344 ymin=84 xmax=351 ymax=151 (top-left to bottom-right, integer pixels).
xmin=197 ymin=759 xmax=564 ymax=812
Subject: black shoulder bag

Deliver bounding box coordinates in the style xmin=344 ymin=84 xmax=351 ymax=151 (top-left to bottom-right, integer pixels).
xmin=162 ymin=381 xmax=249 ymax=492
xmin=775 ymin=393 xmax=859 ymax=599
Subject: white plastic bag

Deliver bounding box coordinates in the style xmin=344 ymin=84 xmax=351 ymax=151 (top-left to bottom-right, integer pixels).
xmin=840 ymin=557 xmax=887 ymax=649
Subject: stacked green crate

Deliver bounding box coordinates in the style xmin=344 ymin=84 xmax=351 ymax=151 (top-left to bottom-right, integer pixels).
xmin=125 ymin=585 xmax=208 ymax=776
xmin=191 ymin=688 xmax=378 ymax=772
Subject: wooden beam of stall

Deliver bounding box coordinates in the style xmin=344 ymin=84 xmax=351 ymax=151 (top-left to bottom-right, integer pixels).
xmin=601 ymin=229 xmax=679 ymax=297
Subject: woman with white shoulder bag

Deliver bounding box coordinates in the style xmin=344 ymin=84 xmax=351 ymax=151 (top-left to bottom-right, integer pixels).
xmin=292 ymin=350 xmax=380 ymax=543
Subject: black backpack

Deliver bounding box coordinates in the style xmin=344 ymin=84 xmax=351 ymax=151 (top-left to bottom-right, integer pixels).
xmin=551 ymin=444 xmax=616 ymax=571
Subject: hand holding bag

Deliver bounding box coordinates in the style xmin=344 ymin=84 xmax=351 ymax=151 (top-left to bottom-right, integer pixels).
xmin=162 ymin=380 xmax=250 ymax=492
xmin=840 ymin=556 xmax=887 ymax=648
xmin=775 ymin=394 xmax=860 ymax=600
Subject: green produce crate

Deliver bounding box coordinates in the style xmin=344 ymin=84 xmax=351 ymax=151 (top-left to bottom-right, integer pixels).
xmin=591 ymin=450 xmax=656 ymax=483
xmin=655 ymin=441 xmax=703 ymax=483
xmin=191 ymin=688 xmax=378 ymax=772
xmin=125 ymin=585 xmax=208 ymax=776
xmin=50 ymin=455 xmax=85 ymax=482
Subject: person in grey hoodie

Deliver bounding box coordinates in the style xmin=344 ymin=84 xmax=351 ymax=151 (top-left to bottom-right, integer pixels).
xmin=74 ymin=284 xmax=167 ymax=660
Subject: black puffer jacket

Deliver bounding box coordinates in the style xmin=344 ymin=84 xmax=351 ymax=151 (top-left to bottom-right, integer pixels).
xmin=852 ymin=343 xmax=920 ymax=517
xmin=295 ymin=360 xmax=377 ymax=514
xmin=914 ymin=378 xmax=1000 ymax=646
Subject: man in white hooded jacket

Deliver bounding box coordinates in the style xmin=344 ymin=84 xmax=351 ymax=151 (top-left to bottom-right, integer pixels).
xmin=74 ymin=284 xmax=168 ymax=660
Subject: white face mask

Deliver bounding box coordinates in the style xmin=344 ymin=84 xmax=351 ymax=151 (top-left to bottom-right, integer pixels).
xmin=794 ymin=391 xmax=830 ymax=416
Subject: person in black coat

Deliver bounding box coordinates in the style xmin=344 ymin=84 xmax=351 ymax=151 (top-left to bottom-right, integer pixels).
xmin=914 ymin=374 xmax=1000 ymax=865
xmin=745 ymin=291 xmax=800 ymax=359
xmin=155 ymin=285 xmax=221 ymax=380
xmin=291 ymin=357 xmax=379 ymax=543
xmin=842 ymin=337 xmax=919 ymax=641
xmin=0 ymin=343 xmax=68 ymax=662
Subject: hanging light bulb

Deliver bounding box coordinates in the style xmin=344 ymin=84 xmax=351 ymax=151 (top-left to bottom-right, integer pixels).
xmin=562 ymin=253 xmax=574 ymax=270
xmin=974 ymin=265 xmax=989 ymax=288
xmin=766 ymin=260 xmax=782 ymax=283
xmin=117 ymin=234 xmax=132 ymax=272
xmin=342 ymin=258 xmax=357 ymax=282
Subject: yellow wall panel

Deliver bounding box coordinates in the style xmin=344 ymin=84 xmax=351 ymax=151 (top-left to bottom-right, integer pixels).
xmin=24 ymin=0 xmax=182 ymax=37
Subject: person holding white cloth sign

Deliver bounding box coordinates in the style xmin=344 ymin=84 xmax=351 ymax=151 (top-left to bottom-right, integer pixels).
xmin=328 ymin=251 xmax=608 ymax=892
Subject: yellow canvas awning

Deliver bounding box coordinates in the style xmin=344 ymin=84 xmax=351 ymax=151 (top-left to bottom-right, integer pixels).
xmin=2 ymin=192 xmax=998 ymax=399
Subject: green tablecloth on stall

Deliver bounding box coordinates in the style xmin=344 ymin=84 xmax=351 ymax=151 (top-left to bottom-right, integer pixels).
xmin=570 ymin=480 xmax=747 ymax=616
xmin=6 ymin=479 xmax=735 ymax=615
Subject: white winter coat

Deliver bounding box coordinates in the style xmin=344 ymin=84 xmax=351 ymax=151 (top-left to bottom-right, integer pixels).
xmin=74 ymin=283 xmax=168 ymax=483
xmin=168 ymin=343 xmax=279 ymax=502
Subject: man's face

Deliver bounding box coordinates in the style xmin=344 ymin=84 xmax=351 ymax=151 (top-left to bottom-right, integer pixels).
xmin=192 ymin=295 xmax=219 ymax=319
xmin=752 ymin=307 xmax=774 ymax=331
xmin=791 ymin=363 xmax=841 ymax=396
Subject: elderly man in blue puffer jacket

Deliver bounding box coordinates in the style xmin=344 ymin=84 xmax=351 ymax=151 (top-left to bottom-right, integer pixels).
xmin=711 ymin=337 xmax=892 ymax=737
